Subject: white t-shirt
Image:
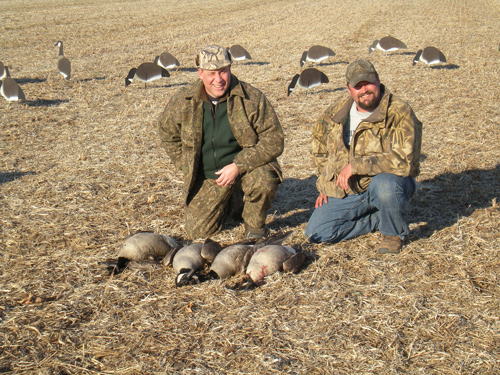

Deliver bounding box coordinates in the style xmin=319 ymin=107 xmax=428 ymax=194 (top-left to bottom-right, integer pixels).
xmin=343 ymin=102 xmax=373 ymax=147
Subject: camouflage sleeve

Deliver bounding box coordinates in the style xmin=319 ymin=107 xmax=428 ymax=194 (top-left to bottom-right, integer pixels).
xmin=350 ymin=106 xmax=422 ymax=177
xmin=158 ymin=93 xmax=184 ymax=171
xmin=232 ymin=93 xmax=284 ymax=174
xmin=311 ymin=112 xmax=331 ymax=175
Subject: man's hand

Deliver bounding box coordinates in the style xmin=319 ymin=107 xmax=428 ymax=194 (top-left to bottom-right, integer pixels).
xmin=315 ymin=192 xmax=328 ymax=208
xmin=336 ymin=163 xmax=352 ymax=191
xmin=215 ymin=163 xmax=239 ymax=187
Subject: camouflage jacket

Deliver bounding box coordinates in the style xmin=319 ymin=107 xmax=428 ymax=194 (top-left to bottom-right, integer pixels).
xmin=312 ymin=85 xmax=422 ymax=198
xmin=158 ymin=75 xmax=284 ymax=202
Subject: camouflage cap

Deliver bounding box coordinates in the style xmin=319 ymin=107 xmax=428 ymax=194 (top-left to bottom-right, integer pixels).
xmin=196 ymin=45 xmax=232 ymax=70
xmin=345 ymin=59 xmax=379 ymax=87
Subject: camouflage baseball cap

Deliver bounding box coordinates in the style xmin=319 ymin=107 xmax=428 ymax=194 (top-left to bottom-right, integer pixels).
xmin=196 ymin=45 xmax=232 ymax=70
xmin=345 ymin=59 xmax=379 ymax=87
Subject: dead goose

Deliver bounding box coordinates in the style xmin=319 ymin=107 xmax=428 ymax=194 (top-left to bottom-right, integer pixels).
xmin=125 ymin=62 xmax=170 ymax=88
xmin=207 ymin=242 xmax=255 ymax=280
xmin=55 ymin=41 xmax=71 ymax=80
xmin=300 ymin=45 xmax=335 ymax=67
xmin=246 ymin=245 xmax=305 ymax=283
xmin=173 ymin=238 xmax=222 ymax=287
xmin=413 ymin=46 xmax=447 ymax=66
xmin=208 ymin=231 xmax=293 ymax=280
xmin=101 ymin=232 xmax=179 ymax=274
xmin=368 ymin=36 xmax=407 ymax=54
xmin=287 ymin=68 xmax=329 ymax=96
xmin=154 ymin=52 xmax=180 ymax=70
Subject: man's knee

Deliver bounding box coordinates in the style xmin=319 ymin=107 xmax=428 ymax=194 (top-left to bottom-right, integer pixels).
xmin=368 ymin=173 xmax=415 ymax=208
xmin=241 ymin=165 xmax=280 ymax=198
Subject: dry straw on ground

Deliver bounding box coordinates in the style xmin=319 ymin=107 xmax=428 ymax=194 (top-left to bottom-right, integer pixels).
xmin=1 ymin=0 xmax=499 ymax=374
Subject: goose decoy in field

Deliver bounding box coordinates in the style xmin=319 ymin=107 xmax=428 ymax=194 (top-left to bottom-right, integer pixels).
xmin=55 ymin=41 xmax=71 ymax=79
xmin=172 ymin=239 xmax=222 ymax=287
xmin=228 ymin=45 xmax=252 ymax=61
xmin=368 ymin=36 xmax=407 ymax=54
xmin=412 ymin=46 xmax=447 ymax=66
xmin=154 ymin=52 xmax=180 ymax=70
xmin=100 ymin=232 xmax=179 ymax=274
xmin=0 ymin=62 xmax=6 ymax=80
xmin=207 ymin=230 xmax=293 ymax=280
xmin=1 ymin=67 xmax=25 ymax=102
xmin=1 ymin=77 xmax=26 ymax=102
xmin=125 ymin=62 xmax=170 ymax=88
xmin=300 ymin=45 xmax=335 ymax=67
xmin=245 ymin=245 xmax=305 ymax=283
xmin=287 ymin=68 xmax=329 ymax=96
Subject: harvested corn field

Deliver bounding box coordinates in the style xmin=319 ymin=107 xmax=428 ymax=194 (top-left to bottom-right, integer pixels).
xmin=1 ymin=0 xmax=499 ymax=373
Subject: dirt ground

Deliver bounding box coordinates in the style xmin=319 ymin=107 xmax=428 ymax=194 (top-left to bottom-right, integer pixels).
xmin=1 ymin=0 xmax=499 ymax=374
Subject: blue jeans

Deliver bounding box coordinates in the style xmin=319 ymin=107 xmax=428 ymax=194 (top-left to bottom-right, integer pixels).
xmin=305 ymin=174 xmax=416 ymax=243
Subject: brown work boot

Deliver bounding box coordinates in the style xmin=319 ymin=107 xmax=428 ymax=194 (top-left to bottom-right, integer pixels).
xmin=244 ymin=223 xmax=266 ymax=240
xmin=378 ymin=235 xmax=403 ymax=254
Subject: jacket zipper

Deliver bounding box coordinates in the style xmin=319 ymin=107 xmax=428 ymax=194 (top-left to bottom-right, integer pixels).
xmin=210 ymin=102 xmax=219 ymax=171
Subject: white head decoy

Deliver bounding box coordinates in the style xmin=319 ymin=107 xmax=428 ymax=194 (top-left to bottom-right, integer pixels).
xmin=55 ymin=41 xmax=71 ymax=80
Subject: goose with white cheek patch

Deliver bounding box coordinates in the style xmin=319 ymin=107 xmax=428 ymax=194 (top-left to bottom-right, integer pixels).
xmin=55 ymin=41 xmax=71 ymax=80
xmin=173 ymin=238 xmax=222 ymax=287
xmin=101 ymin=232 xmax=179 ymax=274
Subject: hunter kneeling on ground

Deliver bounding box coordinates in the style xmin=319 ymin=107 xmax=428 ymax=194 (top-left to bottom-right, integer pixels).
xmin=158 ymin=45 xmax=284 ymax=240
xmin=306 ymin=59 xmax=422 ymax=254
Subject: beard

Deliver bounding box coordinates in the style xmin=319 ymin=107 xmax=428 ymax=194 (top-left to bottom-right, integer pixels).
xmin=357 ymin=91 xmax=379 ymax=111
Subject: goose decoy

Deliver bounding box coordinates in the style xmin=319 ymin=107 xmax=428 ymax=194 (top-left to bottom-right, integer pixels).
xmin=0 ymin=61 xmax=6 ymax=80
xmin=287 ymin=68 xmax=329 ymax=96
xmin=1 ymin=78 xmax=26 ymax=102
xmin=100 ymin=232 xmax=179 ymax=274
xmin=125 ymin=62 xmax=170 ymax=88
xmin=0 ymin=67 xmax=25 ymax=102
xmin=300 ymin=45 xmax=335 ymax=67
xmin=207 ymin=230 xmax=293 ymax=280
xmin=55 ymin=41 xmax=71 ymax=80
xmin=228 ymin=45 xmax=252 ymax=61
xmin=368 ymin=36 xmax=407 ymax=54
xmin=412 ymin=46 xmax=447 ymax=66
xmin=172 ymin=238 xmax=222 ymax=287
xmin=245 ymin=245 xmax=305 ymax=283
xmin=154 ymin=52 xmax=180 ymax=70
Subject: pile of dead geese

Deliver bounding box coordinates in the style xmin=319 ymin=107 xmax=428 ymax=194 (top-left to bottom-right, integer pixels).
xmin=100 ymin=231 xmax=305 ymax=289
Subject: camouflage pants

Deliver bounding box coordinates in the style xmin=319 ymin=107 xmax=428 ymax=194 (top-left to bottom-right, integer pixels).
xmin=184 ymin=164 xmax=281 ymax=239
